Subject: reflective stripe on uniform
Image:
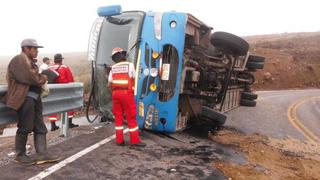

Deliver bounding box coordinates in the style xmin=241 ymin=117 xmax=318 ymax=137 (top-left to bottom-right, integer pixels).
xmin=68 ymin=115 xmax=73 ymax=118
xmin=112 ymin=80 xmax=129 ymax=84
xmin=129 ymin=126 xmax=139 ymax=132
xmin=115 ymin=126 xmax=124 ymax=130
xmin=112 ymin=64 xmax=129 ymax=74
xmin=48 ymin=117 xmax=57 ymax=120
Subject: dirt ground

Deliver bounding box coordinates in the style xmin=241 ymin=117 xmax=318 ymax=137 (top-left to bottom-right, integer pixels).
xmin=246 ymin=32 xmax=320 ymax=90
xmin=210 ymin=128 xmax=320 ymax=180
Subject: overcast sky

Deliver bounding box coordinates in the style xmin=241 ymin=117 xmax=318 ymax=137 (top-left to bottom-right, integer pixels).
xmin=0 ymin=0 xmax=319 ymax=56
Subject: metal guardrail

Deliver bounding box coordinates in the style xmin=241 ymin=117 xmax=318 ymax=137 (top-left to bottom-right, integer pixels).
xmin=0 ymin=83 xmax=84 ymax=137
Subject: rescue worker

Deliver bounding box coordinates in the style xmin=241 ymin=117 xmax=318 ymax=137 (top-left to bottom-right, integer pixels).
xmin=2 ymin=39 xmax=59 ymax=164
xmin=48 ymin=54 xmax=79 ymax=131
xmin=108 ymin=47 xmax=146 ymax=147
xmin=48 ymin=53 xmax=79 ymax=131
xmin=38 ymin=57 xmax=50 ymax=73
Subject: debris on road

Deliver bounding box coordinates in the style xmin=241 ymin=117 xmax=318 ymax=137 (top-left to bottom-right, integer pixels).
xmin=7 ymin=152 xmax=15 ymax=157
xmin=93 ymin=125 xmax=103 ymax=130
xmin=167 ymin=168 xmax=177 ymax=173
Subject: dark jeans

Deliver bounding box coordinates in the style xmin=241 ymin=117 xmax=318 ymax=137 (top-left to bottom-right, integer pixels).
xmin=17 ymin=97 xmax=48 ymax=135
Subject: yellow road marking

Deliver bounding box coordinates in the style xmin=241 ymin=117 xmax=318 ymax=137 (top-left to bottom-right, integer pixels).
xmin=287 ymin=96 xmax=320 ymax=143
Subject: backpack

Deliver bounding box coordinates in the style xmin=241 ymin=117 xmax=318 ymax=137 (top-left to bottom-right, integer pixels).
xmin=41 ymin=65 xmax=61 ymax=84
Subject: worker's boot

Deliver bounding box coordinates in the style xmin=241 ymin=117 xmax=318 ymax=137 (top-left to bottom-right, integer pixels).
xmin=68 ymin=118 xmax=79 ymax=129
xmin=34 ymin=134 xmax=60 ymax=164
xmin=116 ymin=142 xmax=125 ymax=146
xmin=51 ymin=122 xmax=59 ymax=131
xmin=130 ymin=142 xmax=146 ymax=148
xmin=14 ymin=134 xmax=35 ymax=165
xmin=129 ymin=129 xmax=145 ymax=148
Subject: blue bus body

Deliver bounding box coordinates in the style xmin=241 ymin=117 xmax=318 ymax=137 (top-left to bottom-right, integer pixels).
xmin=89 ymin=5 xmax=262 ymax=133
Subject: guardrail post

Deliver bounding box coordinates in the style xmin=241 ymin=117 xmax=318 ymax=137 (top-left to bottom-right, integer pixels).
xmin=60 ymin=112 xmax=69 ymax=137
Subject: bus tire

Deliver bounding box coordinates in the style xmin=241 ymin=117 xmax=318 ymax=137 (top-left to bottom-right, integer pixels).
xmin=240 ymin=99 xmax=257 ymax=107
xmin=246 ymin=62 xmax=264 ymax=69
xmin=248 ymin=55 xmax=265 ymax=63
xmin=210 ymin=31 xmax=249 ymax=56
xmin=241 ymin=92 xmax=258 ymax=100
xmin=247 ymin=68 xmax=257 ymax=72
xmin=201 ymin=106 xmax=227 ymax=126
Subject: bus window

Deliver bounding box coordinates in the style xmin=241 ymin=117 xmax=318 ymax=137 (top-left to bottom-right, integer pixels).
xmin=159 ymin=44 xmax=179 ymax=102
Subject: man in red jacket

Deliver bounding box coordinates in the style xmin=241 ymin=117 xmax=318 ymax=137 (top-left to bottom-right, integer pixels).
xmin=48 ymin=53 xmax=79 ymax=131
xmin=108 ymin=47 xmax=145 ymax=147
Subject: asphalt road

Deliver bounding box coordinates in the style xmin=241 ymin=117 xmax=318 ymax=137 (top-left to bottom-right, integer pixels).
xmin=1 ymin=124 xmax=245 ymax=180
xmin=1 ymin=89 xmax=320 ymax=179
xmin=226 ymin=89 xmax=320 ymax=142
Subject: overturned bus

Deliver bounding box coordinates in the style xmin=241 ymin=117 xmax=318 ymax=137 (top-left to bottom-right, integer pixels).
xmin=87 ymin=5 xmax=265 ymax=133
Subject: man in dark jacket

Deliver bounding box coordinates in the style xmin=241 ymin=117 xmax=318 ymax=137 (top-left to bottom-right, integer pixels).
xmin=3 ymin=39 xmax=59 ymax=165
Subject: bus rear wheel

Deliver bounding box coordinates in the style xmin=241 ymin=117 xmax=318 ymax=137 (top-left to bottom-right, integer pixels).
xmin=210 ymin=31 xmax=249 ymax=56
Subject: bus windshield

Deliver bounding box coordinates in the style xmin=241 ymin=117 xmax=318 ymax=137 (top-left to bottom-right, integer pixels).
xmin=96 ymin=12 xmax=145 ymax=66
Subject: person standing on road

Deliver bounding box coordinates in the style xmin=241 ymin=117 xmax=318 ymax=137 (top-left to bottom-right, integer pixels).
xmin=38 ymin=57 xmax=50 ymax=73
xmin=48 ymin=53 xmax=79 ymax=131
xmin=2 ymin=39 xmax=60 ymax=164
xmin=108 ymin=47 xmax=146 ymax=147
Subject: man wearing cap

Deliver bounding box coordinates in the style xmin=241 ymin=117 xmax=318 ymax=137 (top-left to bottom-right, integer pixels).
xmin=48 ymin=53 xmax=79 ymax=131
xmin=108 ymin=47 xmax=145 ymax=147
xmin=2 ymin=39 xmax=59 ymax=164
xmin=39 ymin=57 xmax=51 ymax=73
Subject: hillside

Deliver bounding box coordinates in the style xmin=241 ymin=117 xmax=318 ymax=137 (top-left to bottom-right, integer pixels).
xmin=246 ymin=32 xmax=320 ymax=90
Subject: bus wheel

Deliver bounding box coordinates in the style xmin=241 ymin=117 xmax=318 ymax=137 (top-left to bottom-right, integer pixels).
xmin=246 ymin=61 xmax=264 ymax=69
xmin=241 ymin=92 xmax=258 ymax=100
xmin=248 ymin=55 xmax=265 ymax=63
xmin=247 ymin=68 xmax=257 ymax=72
xmin=210 ymin=31 xmax=249 ymax=56
xmin=240 ymin=99 xmax=257 ymax=107
xmin=201 ymin=106 xmax=227 ymax=126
